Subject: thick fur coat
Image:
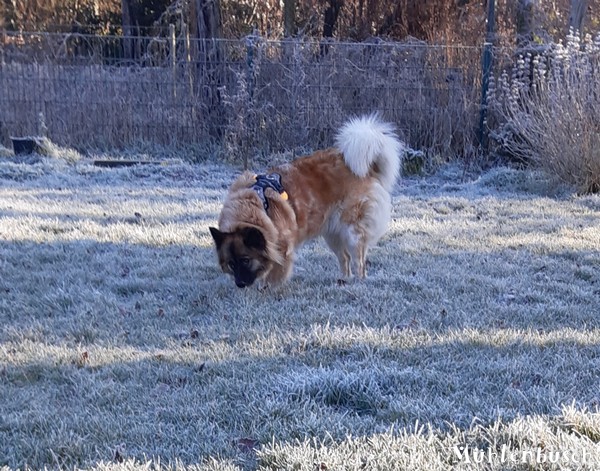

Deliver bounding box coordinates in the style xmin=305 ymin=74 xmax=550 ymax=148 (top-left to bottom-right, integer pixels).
xmin=210 ymin=115 xmax=404 ymax=287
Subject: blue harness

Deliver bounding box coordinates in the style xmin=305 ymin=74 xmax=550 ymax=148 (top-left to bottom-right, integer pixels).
xmin=251 ymin=173 xmax=288 ymax=211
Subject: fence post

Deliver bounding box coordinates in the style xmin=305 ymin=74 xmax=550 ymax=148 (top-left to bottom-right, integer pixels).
xmin=170 ymin=24 xmax=177 ymax=99
xmin=242 ymin=35 xmax=258 ymax=170
xmin=478 ymin=0 xmax=496 ymax=152
xmin=182 ymin=22 xmax=194 ymax=99
xmin=246 ymin=35 xmax=256 ymax=100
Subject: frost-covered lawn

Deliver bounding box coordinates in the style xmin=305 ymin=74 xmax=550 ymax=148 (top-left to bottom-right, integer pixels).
xmin=1 ymin=156 xmax=599 ymax=470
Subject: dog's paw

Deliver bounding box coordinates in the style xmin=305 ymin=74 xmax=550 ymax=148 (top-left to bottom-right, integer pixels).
xmin=255 ymin=280 xmax=269 ymax=293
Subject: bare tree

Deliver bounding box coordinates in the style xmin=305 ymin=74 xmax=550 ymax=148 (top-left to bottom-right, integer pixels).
xmin=195 ymin=0 xmax=223 ymax=40
xmin=189 ymin=0 xmax=224 ymax=132
xmin=569 ymin=0 xmax=588 ymax=33
xmin=121 ymin=0 xmax=133 ymax=59
xmin=189 ymin=0 xmax=224 ymax=66
xmin=516 ymin=0 xmax=536 ymax=46
xmin=323 ymin=0 xmax=343 ymax=38
xmin=284 ymin=0 xmax=296 ymax=36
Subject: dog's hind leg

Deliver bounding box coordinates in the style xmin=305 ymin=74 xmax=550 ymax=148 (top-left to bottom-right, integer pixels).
xmin=324 ymin=233 xmax=353 ymax=278
xmin=354 ymin=235 xmax=368 ymax=279
xmin=350 ymin=183 xmax=392 ymax=279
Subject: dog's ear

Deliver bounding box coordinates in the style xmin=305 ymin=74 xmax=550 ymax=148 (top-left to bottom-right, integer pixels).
xmin=241 ymin=226 xmax=266 ymax=251
xmin=209 ymin=227 xmax=225 ymax=248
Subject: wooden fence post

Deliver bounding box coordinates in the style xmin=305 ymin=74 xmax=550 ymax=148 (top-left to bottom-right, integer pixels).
xmin=182 ymin=22 xmax=194 ymax=99
xmin=478 ymin=0 xmax=496 ymax=153
xmin=121 ymin=0 xmax=133 ymax=60
xmin=170 ymin=24 xmax=177 ymax=99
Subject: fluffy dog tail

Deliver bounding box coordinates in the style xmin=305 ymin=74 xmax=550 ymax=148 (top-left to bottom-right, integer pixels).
xmin=335 ymin=114 xmax=403 ymax=192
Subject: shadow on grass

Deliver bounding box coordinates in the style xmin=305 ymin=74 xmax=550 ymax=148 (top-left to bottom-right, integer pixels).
xmin=1 ymin=237 xmax=599 ymax=469
xmin=1 ymin=325 xmax=599 ymax=469
xmin=0 ymin=174 xmax=599 ymax=469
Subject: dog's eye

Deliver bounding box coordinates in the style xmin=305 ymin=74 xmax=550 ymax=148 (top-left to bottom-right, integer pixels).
xmin=228 ymin=261 xmax=236 ymax=270
xmin=240 ymin=257 xmax=250 ymax=267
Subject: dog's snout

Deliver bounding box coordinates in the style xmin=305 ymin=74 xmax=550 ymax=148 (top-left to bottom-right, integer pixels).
xmin=236 ymin=280 xmax=249 ymax=288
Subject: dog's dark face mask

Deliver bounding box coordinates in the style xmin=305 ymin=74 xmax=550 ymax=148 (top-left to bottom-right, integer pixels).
xmin=209 ymin=226 xmax=268 ymax=288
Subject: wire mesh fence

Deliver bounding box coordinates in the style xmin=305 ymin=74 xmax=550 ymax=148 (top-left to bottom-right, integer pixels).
xmin=0 ymin=30 xmax=486 ymax=158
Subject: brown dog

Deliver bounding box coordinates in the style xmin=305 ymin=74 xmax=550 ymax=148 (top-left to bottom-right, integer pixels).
xmin=210 ymin=114 xmax=403 ymax=288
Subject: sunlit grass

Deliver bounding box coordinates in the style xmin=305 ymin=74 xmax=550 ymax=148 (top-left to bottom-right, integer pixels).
xmin=1 ymin=157 xmax=599 ymax=470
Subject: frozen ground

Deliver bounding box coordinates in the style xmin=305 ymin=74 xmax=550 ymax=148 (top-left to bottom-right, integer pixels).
xmin=0 ymin=155 xmax=599 ymax=470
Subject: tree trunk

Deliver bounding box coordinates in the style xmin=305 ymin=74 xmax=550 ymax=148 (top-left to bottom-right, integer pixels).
xmin=284 ymin=0 xmax=295 ymax=37
xmin=194 ymin=0 xmax=223 ymax=77
xmin=121 ymin=0 xmax=133 ymax=60
xmin=323 ymin=0 xmax=343 ymax=38
xmin=569 ymin=0 xmax=588 ymax=34
xmin=193 ymin=0 xmax=224 ymax=135
xmin=516 ymin=0 xmax=535 ymax=47
xmin=196 ymin=0 xmax=223 ymax=42
xmin=378 ymin=2 xmax=402 ymax=37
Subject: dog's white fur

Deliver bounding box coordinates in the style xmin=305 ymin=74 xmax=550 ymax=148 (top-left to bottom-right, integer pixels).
xmin=321 ymin=114 xmax=403 ymax=278
xmin=335 ymin=114 xmax=403 ymax=192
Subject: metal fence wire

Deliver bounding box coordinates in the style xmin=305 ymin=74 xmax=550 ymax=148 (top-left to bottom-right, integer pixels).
xmin=0 ymin=30 xmax=486 ymax=157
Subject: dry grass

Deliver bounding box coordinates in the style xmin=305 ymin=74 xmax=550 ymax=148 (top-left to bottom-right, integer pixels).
xmin=1 ymin=154 xmax=600 ymax=470
xmin=489 ymin=32 xmax=600 ymax=193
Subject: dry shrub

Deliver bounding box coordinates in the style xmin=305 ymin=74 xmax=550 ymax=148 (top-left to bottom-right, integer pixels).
xmin=489 ymin=31 xmax=600 ymax=194
xmin=221 ymin=37 xmax=481 ymax=163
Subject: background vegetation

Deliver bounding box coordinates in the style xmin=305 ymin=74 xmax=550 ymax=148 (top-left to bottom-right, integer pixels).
xmin=2 ymin=1 xmax=600 ymax=190
xmin=3 ymin=0 xmax=600 ymax=44
xmin=489 ymin=31 xmax=600 ymax=193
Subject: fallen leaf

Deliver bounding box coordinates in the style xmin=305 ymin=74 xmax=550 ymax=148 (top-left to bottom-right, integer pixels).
xmin=113 ymin=444 xmax=126 ymax=463
xmin=237 ymin=438 xmax=259 ymax=453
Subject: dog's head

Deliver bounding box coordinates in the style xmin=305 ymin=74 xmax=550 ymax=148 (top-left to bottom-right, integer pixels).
xmin=209 ymin=225 xmax=270 ymax=288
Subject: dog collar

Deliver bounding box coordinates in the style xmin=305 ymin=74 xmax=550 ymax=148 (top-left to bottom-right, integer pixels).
xmin=251 ymin=173 xmax=288 ymax=211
